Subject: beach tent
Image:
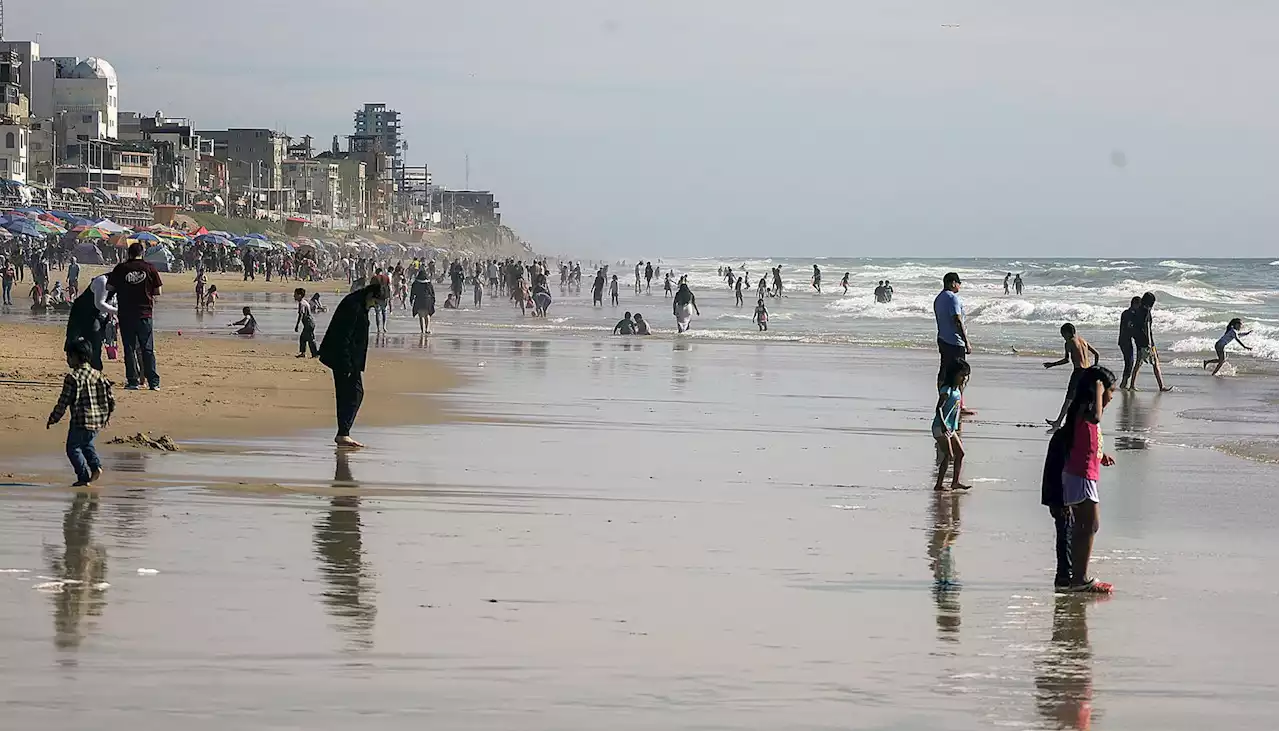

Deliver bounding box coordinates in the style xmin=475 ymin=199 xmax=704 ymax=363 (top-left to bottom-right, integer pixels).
xmin=90 ymin=218 xmax=130 ymax=234
xmin=72 ymin=242 xmax=106 ymax=265
xmin=143 ymin=244 xmax=175 ymax=272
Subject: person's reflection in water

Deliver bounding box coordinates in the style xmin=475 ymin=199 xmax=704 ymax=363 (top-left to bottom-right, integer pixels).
xmin=928 ymin=490 xmax=962 ymax=640
xmin=1112 ymin=390 xmax=1150 ymax=451
xmin=43 ymin=492 xmax=108 ymax=658
xmin=1034 ymin=595 xmax=1109 ymax=730
xmin=313 ymin=450 xmax=377 ymax=650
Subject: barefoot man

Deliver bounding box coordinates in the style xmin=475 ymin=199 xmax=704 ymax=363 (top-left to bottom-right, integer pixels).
xmin=319 ymin=283 xmax=384 ymax=448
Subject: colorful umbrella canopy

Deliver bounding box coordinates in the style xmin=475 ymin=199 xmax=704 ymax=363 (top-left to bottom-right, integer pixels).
xmin=130 ymin=231 xmax=161 ymax=243
xmin=34 ymin=220 xmax=66 ymax=235
xmin=246 ymin=233 xmax=269 ymax=241
xmin=77 ymin=226 xmax=113 ymax=240
xmin=194 ymin=233 xmax=231 ymax=246
xmin=2 ymin=218 xmax=42 ymax=237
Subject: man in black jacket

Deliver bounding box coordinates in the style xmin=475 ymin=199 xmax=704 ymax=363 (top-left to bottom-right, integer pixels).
xmin=318 ymin=283 xmax=384 ymax=448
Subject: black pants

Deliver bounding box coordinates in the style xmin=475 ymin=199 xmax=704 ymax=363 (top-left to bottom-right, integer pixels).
xmin=1119 ymin=338 xmax=1135 ymax=385
xmin=1049 ymin=505 xmax=1073 ymax=586
xmin=299 ymin=323 xmax=318 ymax=356
xmin=120 ymin=317 xmax=159 ymax=388
xmin=333 ymin=370 xmax=364 ymax=438
xmin=937 ymin=340 xmax=967 ymax=386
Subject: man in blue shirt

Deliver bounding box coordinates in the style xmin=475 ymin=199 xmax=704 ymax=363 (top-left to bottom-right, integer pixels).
xmin=933 ymin=272 xmax=971 ymax=387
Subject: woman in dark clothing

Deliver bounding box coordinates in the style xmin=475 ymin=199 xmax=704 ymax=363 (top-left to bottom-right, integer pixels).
xmin=409 ymin=269 xmax=436 ymax=335
xmin=1116 ymin=296 xmax=1142 ymax=389
xmin=318 ymin=283 xmax=385 ymax=449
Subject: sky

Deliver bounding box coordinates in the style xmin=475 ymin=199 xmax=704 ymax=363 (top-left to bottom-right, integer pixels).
xmin=13 ymin=1 xmax=1278 ymax=258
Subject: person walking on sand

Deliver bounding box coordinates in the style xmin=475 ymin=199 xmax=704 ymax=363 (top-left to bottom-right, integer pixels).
xmin=932 ymin=360 xmax=971 ymax=491
xmin=664 ymin=271 xmax=673 ymax=298
xmin=1203 ymin=318 xmax=1252 ymax=376
xmin=673 ymin=281 xmax=700 ymax=333
xmin=1116 ymin=296 xmax=1142 ymax=389
xmin=1129 ymin=292 xmax=1172 ymax=392
xmin=933 ymin=272 xmax=971 ymax=390
xmin=1041 ymin=366 xmax=1117 ymax=594
xmin=1043 ymin=322 xmax=1100 ymax=430
xmin=107 ymin=242 xmax=163 ymax=391
xmin=735 ymin=276 xmax=745 ymax=307
xmin=645 ymin=261 xmax=654 ymax=294
xmin=409 ymin=268 xmax=436 ymax=334
xmin=634 ymin=261 xmax=642 ymax=294
xmin=47 ymin=337 xmax=114 ymax=487
xmin=319 ymin=283 xmax=384 ymax=449
xmin=295 ymin=288 xmax=319 ymax=358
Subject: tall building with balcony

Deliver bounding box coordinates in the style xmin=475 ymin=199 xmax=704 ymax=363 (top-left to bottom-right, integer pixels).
xmin=197 ymin=127 xmax=289 ymax=195
xmin=353 ymin=103 xmax=402 ymax=166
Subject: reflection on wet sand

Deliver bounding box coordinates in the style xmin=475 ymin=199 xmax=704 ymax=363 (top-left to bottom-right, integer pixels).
xmin=313 ymin=451 xmax=376 ymax=650
xmin=1113 ymin=391 xmax=1151 ymax=451
xmin=928 ymin=490 xmax=962 ymax=640
xmin=43 ymin=492 xmax=108 ymax=657
xmin=1034 ymin=595 xmax=1108 ymax=730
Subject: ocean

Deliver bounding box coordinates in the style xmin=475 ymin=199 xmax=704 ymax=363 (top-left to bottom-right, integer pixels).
xmin=459 ymin=257 xmax=1279 ymax=373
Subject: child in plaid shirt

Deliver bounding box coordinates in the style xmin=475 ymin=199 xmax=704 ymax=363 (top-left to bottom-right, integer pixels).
xmin=47 ymin=337 xmax=115 ymax=486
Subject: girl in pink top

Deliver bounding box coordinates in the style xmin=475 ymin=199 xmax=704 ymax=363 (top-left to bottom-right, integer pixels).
xmin=1060 ymin=366 xmax=1117 ymax=593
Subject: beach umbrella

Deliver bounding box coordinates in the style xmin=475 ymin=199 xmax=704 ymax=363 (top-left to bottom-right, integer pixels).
xmin=35 ymin=220 xmax=67 ymax=235
xmin=2 ymin=217 xmax=41 ymax=237
xmin=78 ymin=226 xmax=113 ymax=241
xmin=194 ymin=233 xmax=231 ymax=247
xmin=246 ymin=233 xmax=269 ymax=241
xmin=129 ymin=231 xmax=162 ymax=243
xmin=90 ymin=218 xmax=130 ymax=234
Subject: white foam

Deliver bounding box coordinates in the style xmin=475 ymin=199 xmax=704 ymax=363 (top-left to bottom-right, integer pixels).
xmin=136 ymin=568 xmax=160 ymax=575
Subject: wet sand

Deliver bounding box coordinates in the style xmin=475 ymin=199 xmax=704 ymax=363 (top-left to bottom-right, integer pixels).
xmin=0 ymin=322 xmax=458 ymax=460
xmin=0 ymin=330 xmax=1275 ymax=730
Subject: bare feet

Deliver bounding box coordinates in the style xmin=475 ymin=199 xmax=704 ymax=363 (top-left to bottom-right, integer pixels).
xmin=335 ymin=436 xmax=365 ymax=449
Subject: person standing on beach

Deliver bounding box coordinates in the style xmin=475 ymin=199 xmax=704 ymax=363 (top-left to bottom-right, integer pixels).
xmin=47 ymin=337 xmax=114 ymax=487
xmin=664 ymin=272 xmax=674 ymax=298
xmin=811 ymin=265 xmax=822 ymax=293
xmin=107 ymin=242 xmax=163 ymax=391
xmin=409 ymin=268 xmax=435 ymax=334
xmin=644 ymin=261 xmax=654 ymax=293
xmin=318 ymin=283 xmax=384 ymax=449
xmin=295 ymin=288 xmax=319 ymax=358
xmin=841 ymin=272 xmax=850 ymax=295
xmin=65 ymin=273 xmax=116 ymax=371
xmin=753 ymin=298 xmax=768 ymax=331
xmin=67 ymin=257 xmax=80 ymax=298
xmin=592 ymin=270 xmax=606 ymax=306
xmin=773 ymin=266 xmax=784 ymax=297
xmin=1129 ymin=292 xmax=1172 ymax=392
xmin=1014 ymin=274 xmax=1024 ymax=295
xmin=933 ymin=272 xmax=970 ymax=390
xmin=610 ymin=274 xmax=620 ymax=306
xmin=673 ymin=281 xmax=700 ymax=333
xmin=933 ymin=359 xmax=971 ymax=491
xmin=1003 ymin=273 xmax=1012 ymax=295
xmin=1116 ymin=296 xmax=1142 ymax=389
xmin=735 ymin=276 xmax=745 ymax=307
xmin=372 ymin=267 xmax=391 ymax=334
xmin=1043 ymin=323 xmax=1100 ymax=430
xmin=2 ymin=258 xmax=15 ymax=305
xmin=634 ymin=262 xmax=642 ymax=293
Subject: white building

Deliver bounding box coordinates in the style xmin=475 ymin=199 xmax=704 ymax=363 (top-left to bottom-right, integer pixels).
xmin=0 ymin=123 xmax=30 ymax=183
xmin=281 ymin=158 xmax=341 ymax=218
xmin=0 ymin=40 xmax=40 ymax=105
xmin=32 ymin=56 xmax=119 ymax=142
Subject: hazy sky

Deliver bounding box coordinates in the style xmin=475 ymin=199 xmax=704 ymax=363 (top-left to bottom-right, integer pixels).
xmin=15 ymin=1 xmax=1277 ymax=257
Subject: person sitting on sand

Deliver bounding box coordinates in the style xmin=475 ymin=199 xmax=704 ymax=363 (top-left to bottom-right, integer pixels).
xmin=613 ymin=311 xmax=635 ymax=335
xmin=229 ymin=306 xmax=258 ymax=336
xmin=1203 ymin=318 xmax=1252 ymax=376
xmin=310 ymin=292 xmax=326 ymax=313
xmin=633 ymin=312 xmax=651 ymax=335
xmin=1043 ymin=322 xmax=1100 ymax=431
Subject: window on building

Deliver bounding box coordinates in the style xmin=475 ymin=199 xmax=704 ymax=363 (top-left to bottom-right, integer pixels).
xmin=4 ymin=132 xmax=12 ymax=149
xmin=82 ymin=114 xmax=93 ymax=123
xmin=0 ymin=159 xmax=8 ymax=171
xmin=31 ymin=142 xmax=41 ymax=151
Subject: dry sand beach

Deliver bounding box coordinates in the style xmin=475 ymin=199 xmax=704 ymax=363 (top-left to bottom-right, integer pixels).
xmin=0 ymin=279 xmax=1276 ymax=730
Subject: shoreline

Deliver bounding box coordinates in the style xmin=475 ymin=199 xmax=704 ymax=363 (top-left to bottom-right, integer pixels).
xmin=0 ymin=322 xmax=461 ymax=463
